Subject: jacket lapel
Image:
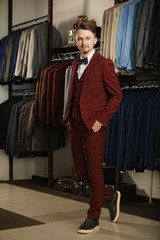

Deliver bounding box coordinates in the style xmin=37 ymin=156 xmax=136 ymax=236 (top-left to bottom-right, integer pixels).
xmin=81 ymin=52 xmax=99 ymax=88
xmin=66 ymin=60 xmax=77 ymax=117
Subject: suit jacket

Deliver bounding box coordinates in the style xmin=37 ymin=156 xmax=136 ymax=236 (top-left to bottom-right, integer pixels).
xmin=136 ymin=0 xmax=155 ymax=67
xmin=145 ymin=0 xmax=160 ymax=66
xmin=62 ymin=51 xmax=123 ymax=130
xmin=51 ymin=61 xmax=72 ymax=125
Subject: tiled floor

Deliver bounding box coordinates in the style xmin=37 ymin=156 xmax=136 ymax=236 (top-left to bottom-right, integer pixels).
xmin=0 ymin=183 xmax=160 ymax=240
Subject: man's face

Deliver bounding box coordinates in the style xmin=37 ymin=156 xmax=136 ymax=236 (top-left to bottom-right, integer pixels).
xmin=76 ymin=29 xmax=97 ymax=57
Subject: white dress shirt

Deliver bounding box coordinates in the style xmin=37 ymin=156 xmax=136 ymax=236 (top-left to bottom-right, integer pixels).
xmin=77 ymin=49 xmax=95 ymax=79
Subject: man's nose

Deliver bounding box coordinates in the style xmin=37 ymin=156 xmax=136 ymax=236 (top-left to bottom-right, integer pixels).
xmin=82 ymin=39 xmax=86 ymax=44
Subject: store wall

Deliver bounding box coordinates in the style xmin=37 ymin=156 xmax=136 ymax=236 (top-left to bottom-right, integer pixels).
xmin=53 ymin=0 xmax=114 ymax=45
xmin=122 ymin=170 xmax=160 ymax=200
xmin=0 ymin=0 xmax=8 ymax=104
xmin=0 ymin=0 xmax=11 ymax=180
xmin=0 ymin=0 xmax=159 ymax=201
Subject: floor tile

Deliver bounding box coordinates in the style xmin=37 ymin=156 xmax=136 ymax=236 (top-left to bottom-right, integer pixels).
xmin=0 ymin=183 xmax=159 ymax=240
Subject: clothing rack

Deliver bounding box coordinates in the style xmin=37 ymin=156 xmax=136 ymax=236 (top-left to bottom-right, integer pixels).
xmin=120 ymin=78 xmax=160 ymax=90
xmin=52 ymin=47 xmax=100 ymax=62
xmin=51 ymin=39 xmax=100 ymax=63
xmin=8 ymin=0 xmax=54 ymax=188
xmin=11 ymin=88 xmax=36 ymax=96
xmin=12 ymin=15 xmax=48 ymax=29
xmin=52 ymin=52 xmax=79 ymax=62
xmin=118 ymin=75 xmax=160 ymax=203
xmin=113 ymin=0 xmax=160 ymax=203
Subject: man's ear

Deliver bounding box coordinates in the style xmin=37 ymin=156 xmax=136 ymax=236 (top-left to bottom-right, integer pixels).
xmin=94 ymin=37 xmax=98 ymax=45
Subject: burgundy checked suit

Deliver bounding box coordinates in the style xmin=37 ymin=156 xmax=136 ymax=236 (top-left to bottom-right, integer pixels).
xmin=62 ymin=51 xmax=122 ymax=220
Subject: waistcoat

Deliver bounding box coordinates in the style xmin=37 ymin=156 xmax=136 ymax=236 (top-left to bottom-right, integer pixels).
xmin=72 ymin=71 xmax=85 ymax=121
xmin=69 ymin=68 xmax=94 ymax=136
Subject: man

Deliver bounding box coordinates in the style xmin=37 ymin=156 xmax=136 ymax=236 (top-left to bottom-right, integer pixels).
xmin=62 ymin=21 xmax=123 ymax=234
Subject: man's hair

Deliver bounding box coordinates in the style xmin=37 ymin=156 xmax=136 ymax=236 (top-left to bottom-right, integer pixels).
xmin=76 ymin=21 xmax=97 ymax=37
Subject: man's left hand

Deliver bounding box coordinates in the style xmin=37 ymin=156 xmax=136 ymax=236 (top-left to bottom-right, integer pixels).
xmin=92 ymin=120 xmax=103 ymax=133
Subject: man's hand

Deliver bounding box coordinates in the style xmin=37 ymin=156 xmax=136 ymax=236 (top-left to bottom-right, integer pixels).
xmin=66 ymin=121 xmax=71 ymax=127
xmin=92 ymin=120 xmax=102 ymax=133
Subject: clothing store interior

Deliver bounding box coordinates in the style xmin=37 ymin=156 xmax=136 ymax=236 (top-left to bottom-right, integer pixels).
xmin=0 ymin=0 xmax=160 ymax=239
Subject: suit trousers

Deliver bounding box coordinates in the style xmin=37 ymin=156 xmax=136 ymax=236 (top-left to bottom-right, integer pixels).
xmin=68 ymin=119 xmax=114 ymax=220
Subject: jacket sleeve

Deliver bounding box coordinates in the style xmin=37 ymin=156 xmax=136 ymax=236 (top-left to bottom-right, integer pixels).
xmin=97 ymin=58 xmax=123 ymax=126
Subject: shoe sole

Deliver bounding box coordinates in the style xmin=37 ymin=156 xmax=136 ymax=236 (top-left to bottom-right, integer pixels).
xmin=77 ymin=225 xmax=100 ymax=234
xmin=112 ymin=190 xmax=121 ymax=223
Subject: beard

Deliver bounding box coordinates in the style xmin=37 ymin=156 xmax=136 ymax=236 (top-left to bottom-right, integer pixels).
xmin=82 ymin=50 xmax=88 ymax=54
xmin=81 ymin=46 xmax=89 ymax=55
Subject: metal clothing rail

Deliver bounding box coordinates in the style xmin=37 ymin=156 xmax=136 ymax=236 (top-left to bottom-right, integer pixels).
xmin=11 ymin=88 xmax=36 ymax=96
xmin=51 ymin=38 xmax=101 ymax=62
xmin=120 ymin=79 xmax=160 ymax=90
xmin=12 ymin=15 xmax=48 ymax=29
xmin=52 ymin=47 xmax=100 ymax=62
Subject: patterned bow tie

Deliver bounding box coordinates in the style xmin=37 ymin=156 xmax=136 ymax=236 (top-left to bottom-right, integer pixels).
xmin=76 ymin=57 xmax=88 ymax=65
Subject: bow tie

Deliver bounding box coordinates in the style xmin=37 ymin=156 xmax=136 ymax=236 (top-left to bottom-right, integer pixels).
xmin=76 ymin=57 xmax=88 ymax=65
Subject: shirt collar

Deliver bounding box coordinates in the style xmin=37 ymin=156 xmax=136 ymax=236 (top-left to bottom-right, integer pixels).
xmin=80 ymin=49 xmax=95 ymax=64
